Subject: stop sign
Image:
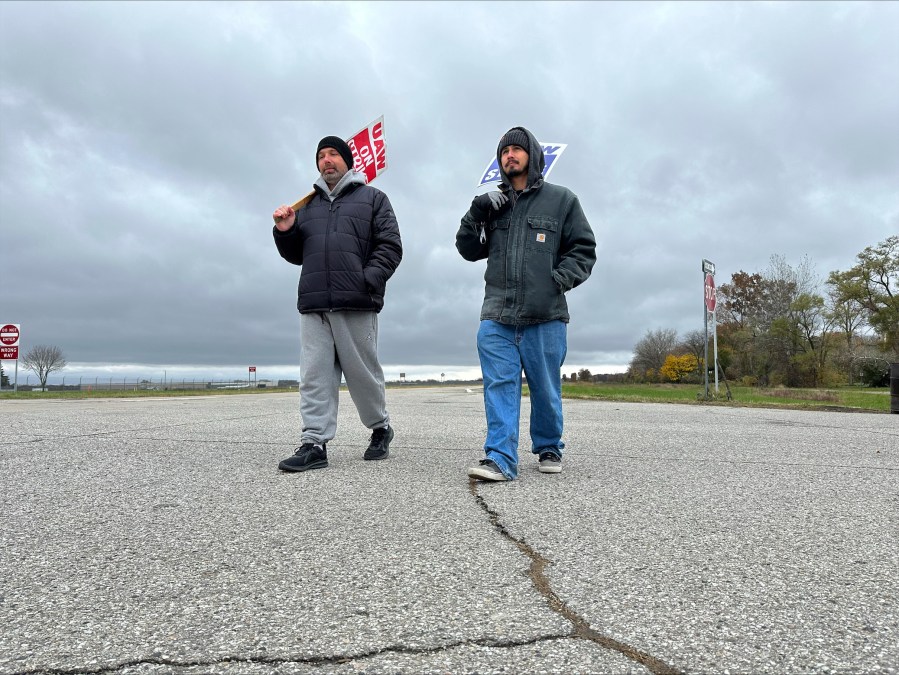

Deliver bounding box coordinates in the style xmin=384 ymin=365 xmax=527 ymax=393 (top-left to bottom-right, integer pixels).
xmin=0 ymin=324 xmax=19 ymax=346
xmin=704 ymin=274 xmax=717 ymax=312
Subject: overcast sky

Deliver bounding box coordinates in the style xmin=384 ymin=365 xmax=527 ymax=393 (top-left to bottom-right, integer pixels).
xmin=1 ymin=1 xmax=897 ymax=384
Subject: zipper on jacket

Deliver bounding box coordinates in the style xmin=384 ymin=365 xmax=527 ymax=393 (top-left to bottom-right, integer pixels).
xmin=509 ymin=194 xmax=528 ymax=322
xmin=326 ymin=200 xmax=335 ymax=310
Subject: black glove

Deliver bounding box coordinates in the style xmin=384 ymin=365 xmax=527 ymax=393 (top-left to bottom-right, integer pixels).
xmin=470 ymin=191 xmax=509 ymax=222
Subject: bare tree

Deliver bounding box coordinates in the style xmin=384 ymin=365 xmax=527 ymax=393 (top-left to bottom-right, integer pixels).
xmin=22 ymin=345 xmax=67 ymax=389
xmin=678 ymin=329 xmax=708 ymax=366
xmin=629 ymin=328 xmax=678 ymax=381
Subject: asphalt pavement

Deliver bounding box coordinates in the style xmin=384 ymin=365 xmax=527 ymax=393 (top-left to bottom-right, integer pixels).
xmin=1 ymin=388 xmax=896 ymax=674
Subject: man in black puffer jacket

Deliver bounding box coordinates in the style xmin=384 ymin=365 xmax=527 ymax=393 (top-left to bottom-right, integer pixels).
xmin=272 ymin=136 xmax=402 ymax=473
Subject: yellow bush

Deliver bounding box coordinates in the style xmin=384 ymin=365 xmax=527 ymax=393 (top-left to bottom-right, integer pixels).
xmin=660 ymin=354 xmax=699 ymax=383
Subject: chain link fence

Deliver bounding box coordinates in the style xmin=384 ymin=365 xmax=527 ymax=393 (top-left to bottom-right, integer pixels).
xmin=1 ymin=378 xmax=300 ymax=392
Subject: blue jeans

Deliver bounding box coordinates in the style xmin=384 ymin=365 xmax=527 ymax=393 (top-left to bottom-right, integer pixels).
xmin=477 ymin=320 xmax=567 ymax=480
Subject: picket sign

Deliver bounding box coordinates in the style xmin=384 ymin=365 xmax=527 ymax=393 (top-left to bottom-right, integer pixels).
xmin=477 ymin=143 xmax=567 ymax=187
xmin=291 ymin=116 xmax=387 ymax=211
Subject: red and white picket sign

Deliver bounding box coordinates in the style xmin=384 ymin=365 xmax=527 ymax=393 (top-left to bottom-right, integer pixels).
xmin=347 ymin=116 xmax=387 ymax=184
xmin=291 ymin=116 xmax=387 ymax=210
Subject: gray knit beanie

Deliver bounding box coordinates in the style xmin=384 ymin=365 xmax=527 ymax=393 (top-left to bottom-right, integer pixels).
xmin=497 ymin=128 xmax=530 ymax=155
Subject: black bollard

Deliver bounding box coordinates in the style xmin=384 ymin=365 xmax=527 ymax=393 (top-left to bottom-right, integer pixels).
xmin=891 ymin=363 xmax=899 ymax=414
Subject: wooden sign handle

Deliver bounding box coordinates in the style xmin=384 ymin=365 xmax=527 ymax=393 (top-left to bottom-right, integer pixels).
xmin=291 ymin=191 xmax=315 ymax=211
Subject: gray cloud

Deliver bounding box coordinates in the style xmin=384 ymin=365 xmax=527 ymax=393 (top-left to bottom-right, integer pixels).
xmin=2 ymin=1 xmax=896 ymax=383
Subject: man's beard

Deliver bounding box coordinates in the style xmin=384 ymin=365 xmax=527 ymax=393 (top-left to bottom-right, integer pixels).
xmin=504 ymin=165 xmax=526 ymax=178
xmin=322 ymin=166 xmax=348 ymax=188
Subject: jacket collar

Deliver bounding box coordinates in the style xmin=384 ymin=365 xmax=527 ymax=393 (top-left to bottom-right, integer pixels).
xmin=314 ymin=170 xmax=367 ymax=201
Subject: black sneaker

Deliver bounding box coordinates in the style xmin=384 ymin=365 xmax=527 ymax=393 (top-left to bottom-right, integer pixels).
xmin=364 ymin=425 xmax=393 ymax=460
xmin=279 ymin=443 xmax=327 ymax=472
xmin=538 ymin=451 xmax=562 ymax=474
xmin=467 ymin=459 xmax=508 ymax=481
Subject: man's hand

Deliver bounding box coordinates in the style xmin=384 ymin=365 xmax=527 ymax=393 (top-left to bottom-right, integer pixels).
xmin=470 ymin=191 xmax=509 ymax=222
xmin=273 ymin=205 xmax=296 ymax=232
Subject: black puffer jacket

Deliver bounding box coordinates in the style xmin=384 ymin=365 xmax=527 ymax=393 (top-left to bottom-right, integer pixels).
xmin=274 ymin=174 xmax=402 ymax=313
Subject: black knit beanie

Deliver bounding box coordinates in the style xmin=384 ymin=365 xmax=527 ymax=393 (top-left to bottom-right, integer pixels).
xmin=316 ymin=136 xmax=354 ymax=171
xmin=497 ymin=128 xmax=530 ymax=155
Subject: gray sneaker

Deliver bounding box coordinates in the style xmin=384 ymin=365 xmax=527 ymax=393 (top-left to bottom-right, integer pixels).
xmin=538 ymin=452 xmax=562 ymax=474
xmin=467 ymin=459 xmax=508 ymax=481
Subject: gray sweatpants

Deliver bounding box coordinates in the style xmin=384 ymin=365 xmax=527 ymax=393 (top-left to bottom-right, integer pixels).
xmin=299 ymin=311 xmax=389 ymax=445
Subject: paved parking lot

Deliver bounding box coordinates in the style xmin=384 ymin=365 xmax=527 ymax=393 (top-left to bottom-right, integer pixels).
xmin=1 ymin=388 xmax=896 ymax=674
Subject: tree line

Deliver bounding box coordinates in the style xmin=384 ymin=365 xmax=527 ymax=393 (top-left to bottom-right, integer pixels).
xmin=628 ymin=235 xmax=898 ymax=387
xmin=4 ymin=238 xmax=895 ymax=391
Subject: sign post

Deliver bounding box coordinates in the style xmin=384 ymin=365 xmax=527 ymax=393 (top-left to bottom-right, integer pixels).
xmin=249 ymin=366 xmax=257 ymax=386
xmin=701 ymin=260 xmax=718 ymax=399
xmin=1 ymin=323 xmax=20 ymax=393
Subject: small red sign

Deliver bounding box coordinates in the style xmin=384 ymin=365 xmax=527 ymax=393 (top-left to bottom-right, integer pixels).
xmin=0 ymin=346 xmax=18 ymax=360
xmin=0 ymin=324 xmax=19 ymax=346
xmin=249 ymin=366 xmax=256 ymax=373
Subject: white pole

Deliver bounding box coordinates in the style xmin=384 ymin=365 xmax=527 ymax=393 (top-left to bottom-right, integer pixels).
xmin=713 ymin=309 xmax=719 ymax=393
xmin=703 ymin=269 xmax=710 ymax=399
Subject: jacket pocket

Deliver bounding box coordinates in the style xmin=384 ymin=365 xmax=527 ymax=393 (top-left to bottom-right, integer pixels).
xmin=484 ymin=218 xmax=511 ymax=288
xmin=488 ymin=217 xmax=511 ymax=237
xmin=525 ymin=216 xmax=558 ymax=254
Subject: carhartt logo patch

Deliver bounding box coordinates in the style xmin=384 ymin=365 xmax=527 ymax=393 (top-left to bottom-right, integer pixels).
xmin=536 ymin=233 xmax=546 ymax=243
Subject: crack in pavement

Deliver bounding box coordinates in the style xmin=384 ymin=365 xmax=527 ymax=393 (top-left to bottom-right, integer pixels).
xmin=11 ymin=481 xmax=682 ymax=675
xmin=7 ymin=635 xmax=573 ymax=674
xmin=468 ymin=479 xmax=683 ymax=675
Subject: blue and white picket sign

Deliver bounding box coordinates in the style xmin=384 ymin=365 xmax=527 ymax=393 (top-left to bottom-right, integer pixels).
xmin=477 ymin=143 xmax=567 ymax=187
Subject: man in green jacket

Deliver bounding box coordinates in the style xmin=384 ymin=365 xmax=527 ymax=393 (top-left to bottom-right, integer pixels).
xmin=456 ymin=127 xmax=596 ymax=481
